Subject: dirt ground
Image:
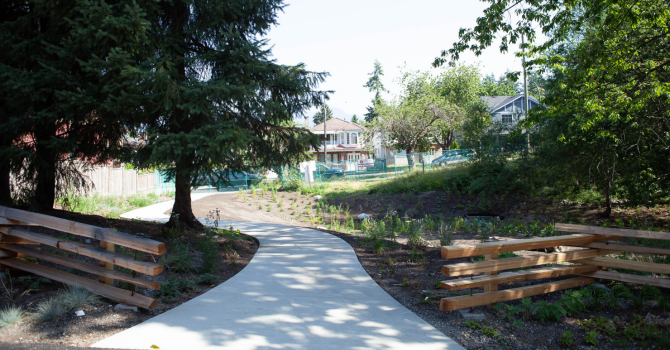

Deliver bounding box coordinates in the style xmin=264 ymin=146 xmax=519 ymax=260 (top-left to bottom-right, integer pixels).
xmin=193 ymin=191 xmax=670 ymax=349
xmin=0 ymin=209 xmax=258 ymax=348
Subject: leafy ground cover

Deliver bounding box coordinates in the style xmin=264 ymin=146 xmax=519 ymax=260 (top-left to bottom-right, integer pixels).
xmin=0 ymin=209 xmax=257 ymax=347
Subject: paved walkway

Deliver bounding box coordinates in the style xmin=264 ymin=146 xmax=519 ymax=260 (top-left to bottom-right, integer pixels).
xmin=93 ymin=198 xmax=464 ymax=350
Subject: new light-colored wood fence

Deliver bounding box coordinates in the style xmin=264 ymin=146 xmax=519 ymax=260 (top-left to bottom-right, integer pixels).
xmin=439 ymin=223 xmax=670 ymax=312
xmin=0 ymin=206 xmax=165 ymax=309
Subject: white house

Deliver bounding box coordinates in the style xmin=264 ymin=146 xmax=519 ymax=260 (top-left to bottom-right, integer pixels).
xmin=309 ymin=118 xmax=369 ymax=163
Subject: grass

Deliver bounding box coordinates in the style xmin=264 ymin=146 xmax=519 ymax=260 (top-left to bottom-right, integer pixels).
xmin=34 ymin=297 xmax=70 ymax=322
xmin=61 ymin=286 xmax=99 ymax=310
xmin=0 ymin=305 xmax=25 ymax=328
xmin=57 ymin=192 xmax=173 ymax=218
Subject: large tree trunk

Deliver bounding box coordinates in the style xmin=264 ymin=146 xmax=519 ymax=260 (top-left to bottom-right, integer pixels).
xmin=168 ymin=166 xmax=203 ymax=229
xmin=0 ymin=164 xmax=12 ymax=207
xmin=34 ymin=126 xmax=57 ymax=211
xmin=406 ymin=148 xmax=415 ymax=168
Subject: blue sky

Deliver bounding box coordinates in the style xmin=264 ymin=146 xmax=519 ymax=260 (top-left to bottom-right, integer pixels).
xmin=265 ymin=1 xmax=526 ymax=126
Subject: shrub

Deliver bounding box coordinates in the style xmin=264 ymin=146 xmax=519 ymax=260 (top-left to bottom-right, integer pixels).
xmin=0 ymin=305 xmax=25 ymax=328
xmin=584 ymin=331 xmax=599 ymax=346
xmin=34 ymin=298 xmax=69 ymax=322
xmin=197 ymin=274 xmax=217 ymax=285
xmin=641 ymin=284 xmax=661 ymax=301
xmin=559 ymin=331 xmax=575 ymax=348
xmin=61 ymin=286 xmax=99 ymax=310
xmin=534 ymin=301 xmax=566 ymax=322
xmin=612 ymin=284 xmax=634 ymax=299
xmin=197 ymin=237 xmax=218 ymax=273
xmin=159 ymin=242 xmax=193 ymax=272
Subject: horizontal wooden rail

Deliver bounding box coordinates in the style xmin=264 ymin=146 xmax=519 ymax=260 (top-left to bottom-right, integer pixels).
xmin=441 ymin=234 xmax=616 ymax=259
xmin=0 ymin=227 xmax=163 ymax=275
xmin=574 ymin=242 xmax=670 ymax=256
xmin=0 ymin=218 xmax=38 ymax=226
xmin=442 ymin=249 xmax=614 ymax=277
xmin=0 ymin=233 xmax=36 ymax=244
xmin=576 ymin=257 xmax=670 ymax=275
xmin=440 ymin=277 xmax=595 ymax=311
xmin=0 ymin=258 xmax=157 ymax=309
xmin=556 ymin=223 xmax=670 ymax=241
xmin=0 ymin=206 xmax=165 ymax=255
xmin=577 ymin=270 xmax=670 ymax=289
xmin=0 ymin=245 xmax=160 ymax=290
xmin=440 ymin=265 xmax=599 ymax=291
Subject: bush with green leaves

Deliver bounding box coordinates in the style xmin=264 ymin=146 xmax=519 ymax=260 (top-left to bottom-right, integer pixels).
xmin=0 ymin=305 xmax=25 ymax=328
xmin=584 ymin=331 xmax=599 ymax=346
xmin=197 ymin=274 xmax=217 ymax=285
xmin=159 ymin=277 xmax=197 ymax=301
xmin=534 ymin=301 xmax=566 ymax=322
xmin=559 ymin=331 xmax=575 ymax=348
xmin=159 ymin=241 xmax=193 ymax=273
xmin=641 ymin=284 xmax=661 ymax=301
xmin=197 ymin=237 xmax=218 ymax=273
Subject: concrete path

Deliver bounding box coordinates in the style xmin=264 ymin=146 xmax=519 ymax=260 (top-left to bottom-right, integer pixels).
xmin=93 ymin=198 xmax=464 ymax=350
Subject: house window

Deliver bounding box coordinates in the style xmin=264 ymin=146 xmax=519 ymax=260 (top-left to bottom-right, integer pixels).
xmin=501 ymin=114 xmax=513 ymax=124
xmin=340 ymin=134 xmax=345 ymax=144
xmin=347 ymin=133 xmax=350 ymax=144
xmin=352 ymin=133 xmax=358 ymax=144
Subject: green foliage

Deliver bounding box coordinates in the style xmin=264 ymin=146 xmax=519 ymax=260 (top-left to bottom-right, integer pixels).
xmin=159 ymin=277 xmax=196 ymax=301
xmin=640 ymin=284 xmax=661 ymax=301
xmin=159 ymin=242 xmax=193 ymax=273
xmin=465 ymin=320 xmax=482 ymax=329
xmin=57 ymin=193 xmax=161 ymax=218
xmin=34 ymin=298 xmax=69 ymax=322
xmin=612 ymin=285 xmax=634 ymax=299
xmin=0 ymin=305 xmax=25 ymax=328
xmin=450 ymin=141 xmax=459 ymax=150
xmin=364 ymin=60 xmax=387 ymax=123
xmin=559 ymin=331 xmax=575 ymax=348
xmin=534 ymin=301 xmax=566 ymax=323
xmin=197 ymin=237 xmax=218 ymax=273
xmin=481 ymin=325 xmax=499 ymax=338
xmin=197 ymin=274 xmax=217 ymax=286
xmin=584 ymin=331 xmax=599 ymax=346
xmin=313 ymin=104 xmax=334 ymax=125
xmin=60 ymin=286 xmax=99 ymax=310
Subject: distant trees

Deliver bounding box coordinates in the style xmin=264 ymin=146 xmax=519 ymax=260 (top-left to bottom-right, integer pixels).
xmin=370 ymin=70 xmax=459 ymax=167
xmin=313 ymin=104 xmax=334 ymax=125
xmin=435 ymin=0 xmax=670 ymax=216
xmin=351 ymin=114 xmax=360 ymax=124
xmin=363 ymin=60 xmax=386 ymax=123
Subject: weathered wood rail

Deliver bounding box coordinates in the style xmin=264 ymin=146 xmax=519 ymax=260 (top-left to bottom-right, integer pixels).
xmin=439 ymin=223 xmax=670 ymax=311
xmin=0 ymin=206 xmax=165 ymax=309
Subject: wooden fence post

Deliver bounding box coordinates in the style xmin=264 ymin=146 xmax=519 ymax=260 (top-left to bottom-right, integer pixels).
xmin=99 ymin=241 xmax=115 ymax=286
xmin=483 ymin=238 xmax=499 ymax=308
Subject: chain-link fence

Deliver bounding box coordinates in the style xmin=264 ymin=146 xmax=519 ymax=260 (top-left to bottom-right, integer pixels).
xmin=154 ymin=150 xmax=472 ymax=194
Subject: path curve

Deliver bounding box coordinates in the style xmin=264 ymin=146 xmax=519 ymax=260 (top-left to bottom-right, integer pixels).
xmin=93 ymin=197 xmax=465 ymax=350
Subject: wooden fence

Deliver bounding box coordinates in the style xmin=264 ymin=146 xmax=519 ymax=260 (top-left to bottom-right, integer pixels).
xmin=439 ymin=223 xmax=670 ymax=311
xmin=0 ymin=206 xmax=165 ymax=309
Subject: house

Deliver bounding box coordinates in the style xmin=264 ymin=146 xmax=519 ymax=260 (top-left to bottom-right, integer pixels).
xmin=309 ymin=118 xmax=369 ymax=163
xmin=480 ymin=94 xmax=540 ymax=129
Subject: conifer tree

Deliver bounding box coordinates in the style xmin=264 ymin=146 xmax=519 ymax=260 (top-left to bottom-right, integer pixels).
xmin=364 ymin=60 xmax=386 ymax=123
xmin=313 ymin=104 xmax=334 ymax=125
xmin=135 ymin=0 xmax=328 ymax=228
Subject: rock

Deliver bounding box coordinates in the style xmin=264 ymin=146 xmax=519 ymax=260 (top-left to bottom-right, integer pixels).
xmin=591 ymin=282 xmax=611 ymax=293
xmin=85 ymin=239 xmax=91 ymax=244
xmin=114 ymin=304 xmax=138 ymax=312
xmin=313 ymin=195 xmax=322 ymax=200
xmin=357 ymin=213 xmax=370 ymax=220
xmin=74 ymin=310 xmax=85 ymax=317
xmin=458 ymin=309 xmax=486 ymax=320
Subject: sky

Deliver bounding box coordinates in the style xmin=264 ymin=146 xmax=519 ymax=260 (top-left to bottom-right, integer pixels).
xmin=265 ymin=0 xmax=527 ymax=126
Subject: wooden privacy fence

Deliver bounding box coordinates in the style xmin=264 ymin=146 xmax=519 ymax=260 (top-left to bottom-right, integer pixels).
xmin=0 ymin=205 xmax=165 ymax=309
xmin=439 ymin=223 xmax=670 ymax=312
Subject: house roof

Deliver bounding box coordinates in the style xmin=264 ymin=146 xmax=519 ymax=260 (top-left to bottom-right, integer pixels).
xmin=480 ymin=95 xmax=539 ymax=113
xmin=310 ymin=117 xmax=367 ymax=133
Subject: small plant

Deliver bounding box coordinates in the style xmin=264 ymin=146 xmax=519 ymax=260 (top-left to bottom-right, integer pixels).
xmin=197 ymin=273 xmax=217 ymax=285
xmin=520 ymin=297 xmax=532 ymax=319
xmin=34 ymin=297 xmax=69 ymax=322
xmin=559 ymin=331 xmax=575 ymax=348
xmin=584 ymin=331 xmax=599 ymax=346
xmin=481 ymin=325 xmax=499 ymax=337
xmin=656 ymin=295 xmax=668 ymax=312
xmin=612 ymin=284 xmax=634 ymax=299
xmin=434 ymin=280 xmax=441 ymax=288
xmin=401 ymin=278 xmax=409 ymax=287
xmin=61 ymin=286 xmax=99 ymax=310
xmin=159 ymin=241 xmax=193 ymax=272
xmin=465 ymin=320 xmax=482 ymax=329
xmin=197 ymin=237 xmax=218 ymax=273
xmin=0 ymin=305 xmax=25 ymax=328
xmin=641 ymin=284 xmax=661 ymax=301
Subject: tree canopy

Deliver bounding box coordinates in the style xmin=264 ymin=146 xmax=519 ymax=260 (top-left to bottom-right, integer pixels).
xmin=436 ymin=0 xmax=670 ymax=215
xmin=364 ymin=60 xmax=386 ymax=123
xmin=313 ymin=104 xmax=334 ymax=125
